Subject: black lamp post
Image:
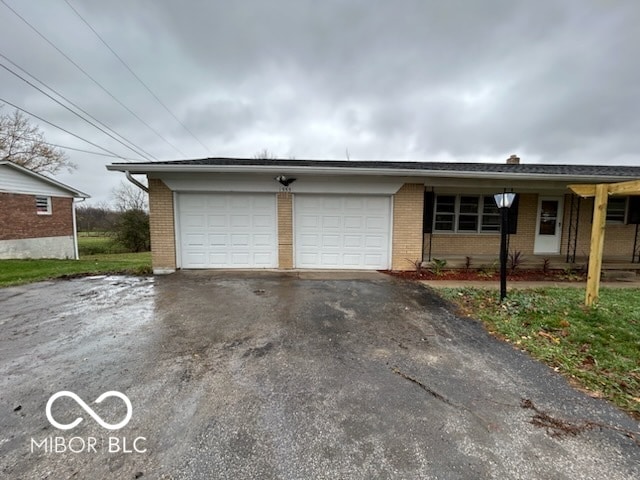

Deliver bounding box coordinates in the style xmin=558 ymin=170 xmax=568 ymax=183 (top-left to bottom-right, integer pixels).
xmin=494 ymin=193 xmax=516 ymax=301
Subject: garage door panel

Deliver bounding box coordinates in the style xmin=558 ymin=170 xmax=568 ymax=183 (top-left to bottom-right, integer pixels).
xmin=295 ymin=195 xmax=390 ymax=270
xmin=344 ymin=198 xmax=364 ymax=209
xmin=230 ymin=215 xmax=250 ymax=228
xmin=321 ymin=253 xmax=340 ymax=265
xmin=179 ymin=193 xmax=277 ymax=269
xmin=322 ymin=198 xmax=342 ymax=209
xmin=207 ymin=215 xmax=226 ymax=228
xmin=208 ymin=234 xmax=226 ymax=246
xmin=322 ymin=235 xmax=340 ymax=247
xmin=343 ymin=235 xmax=362 ymax=248
xmin=343 ymin=254 xmax=362 ymax=265
xmin=365 ymin=216 xmax=387 ymax=229
xmin=299 ymin=215 xmax=319 ymax=228
xmin=182 ymin=195 xmax=206 ymax=209
xmin=364 ymin=254 xmax=384 ymax=266
xmin=365 ymin=235 xmax=384 ymax=248
xmin=253 ymin=234 xmax=272 ymax=247
xmin=253 ymin=215 xmax=272 ymax=227
xmin=344 ymin=216 xmax=363 ymax=229
xmin=186 ymin=252 xmax=207 ymax=265
xmin=208 ymin=253 xmax=227 ymax=265
xmin=322 ymin=216 xmax=341 ymax=228
xmin=184 ymin=214 xmax=206 ymax=228
xmin=231 ymin=234 xmax=250 ymax=246
xmin=299 ymin=253 xmax=318 ymax=264
xmin=299 ymin=234 xmax=319 ymax=247
xmin=185 ymin=233 xmax=206 ymax=246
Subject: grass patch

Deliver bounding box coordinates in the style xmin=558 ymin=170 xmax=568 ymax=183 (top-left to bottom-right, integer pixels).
xmin=0 ymin=235 xmax=152 ymax=287
xmin=77 ymin=234 xmax=128 ymax=255
xmin=440 ymin=287 xmax=640 ymax=419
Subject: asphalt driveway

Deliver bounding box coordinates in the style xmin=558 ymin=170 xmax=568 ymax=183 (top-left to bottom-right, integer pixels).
xmin=1 ymin=272 xmax=638 ymax=479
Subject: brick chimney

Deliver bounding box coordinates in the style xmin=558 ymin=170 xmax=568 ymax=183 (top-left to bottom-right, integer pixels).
xmin=506 ymin=154 xmax=520 ymax=165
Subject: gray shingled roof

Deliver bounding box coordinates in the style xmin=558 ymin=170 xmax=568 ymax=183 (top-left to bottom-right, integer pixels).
xmin=109 ymin=157 xmax=640 ymax=177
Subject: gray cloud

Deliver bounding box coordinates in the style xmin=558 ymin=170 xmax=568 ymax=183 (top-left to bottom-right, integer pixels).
xmin=1 ymin=0 xmax=638 ymax=203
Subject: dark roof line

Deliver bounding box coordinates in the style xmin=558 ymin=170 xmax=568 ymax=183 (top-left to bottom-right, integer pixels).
xmin=109 ymin=157 xmax=640 ymax=177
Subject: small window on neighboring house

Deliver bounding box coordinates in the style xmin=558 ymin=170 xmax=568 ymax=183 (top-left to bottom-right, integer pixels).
xmin=35 ymin=196 xmax=52 ymax=215
xmin=606 ymin=197 xmax=627 ymax=223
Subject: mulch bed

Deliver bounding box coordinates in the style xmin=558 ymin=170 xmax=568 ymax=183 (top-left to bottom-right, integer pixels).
xmin=382 ymin=269 xmax=586 ymax=282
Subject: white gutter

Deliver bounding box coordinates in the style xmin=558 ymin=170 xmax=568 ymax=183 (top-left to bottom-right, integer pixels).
xmin=106 ymin=164 xmax=640 ymax=183
xmin=125 ymin=170 xmax=149 ymax=193
xmin=72 ymin=197 xmax=85 ymax=260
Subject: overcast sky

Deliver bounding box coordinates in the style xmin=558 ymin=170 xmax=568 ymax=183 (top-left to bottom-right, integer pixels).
xmin=1 ymin=0 xmax=639 ymax=205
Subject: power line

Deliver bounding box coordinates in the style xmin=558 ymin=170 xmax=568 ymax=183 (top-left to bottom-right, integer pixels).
xmin=1 ymin=52 xmax=155 ymax=160
xmin=0 ymin=97 xmax=127 ymax=159
xmin=0 ymin=56 xmax=155 ymax=161
xmin=64 ymin=0 xmax=211 ymax=155
xmin=10 ymin=135 xmax=139 ymax=160
xmin=0 ymin=0 xmax=187 ymax=158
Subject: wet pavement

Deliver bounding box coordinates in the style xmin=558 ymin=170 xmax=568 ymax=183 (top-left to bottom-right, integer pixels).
xmin=0 ymin=272 xmax=638 ymax=479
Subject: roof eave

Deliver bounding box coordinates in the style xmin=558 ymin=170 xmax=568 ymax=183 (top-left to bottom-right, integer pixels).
xmin=1 ymin=160 xmax=91 ymax=198
xmin=106 ymin=163 xmax=638 ymax=184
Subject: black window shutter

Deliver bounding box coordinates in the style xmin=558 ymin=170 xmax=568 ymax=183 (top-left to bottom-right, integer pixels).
xmin=423 ymin=190 xmax=435 ymax=233
xmin=628 ymin=196 xmax=640 ymax=224
xmin=507 ymin=194 xmax=519 ymax=234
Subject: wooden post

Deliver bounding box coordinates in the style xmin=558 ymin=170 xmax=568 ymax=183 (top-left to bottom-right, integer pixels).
xmin=585 ymin=184 xmax=609 ymax=306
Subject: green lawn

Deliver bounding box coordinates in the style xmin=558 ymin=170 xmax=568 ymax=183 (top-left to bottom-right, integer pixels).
xmin=0 ymin=235 xmax=151 ymax=287
xmin=439 ymin=287 xmax=640 ymax=418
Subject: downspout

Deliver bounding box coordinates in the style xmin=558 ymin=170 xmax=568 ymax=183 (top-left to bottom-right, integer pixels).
xmin=125 ymin=171 xmax=149 ymax=193
xmin=72 ymin=197 xmax=85 ymax=260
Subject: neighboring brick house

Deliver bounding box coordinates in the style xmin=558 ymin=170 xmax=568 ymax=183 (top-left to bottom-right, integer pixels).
xmin=106 ymin=157 xmax=640 ymax=274
xmin=0 ymin=160 xmax=89 ymax=259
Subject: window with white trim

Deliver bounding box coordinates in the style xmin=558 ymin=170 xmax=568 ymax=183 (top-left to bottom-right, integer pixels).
xmin=606 ymin=197 xmax=627 ymax=223
xmin=35 ymin=196 xmax=52 ymax=215
xmin=434 ymin=195 xmax=501 ymax=233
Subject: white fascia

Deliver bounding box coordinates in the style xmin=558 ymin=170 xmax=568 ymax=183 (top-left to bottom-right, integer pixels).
xmin=106 ymin=164 xmax=639 ymax=184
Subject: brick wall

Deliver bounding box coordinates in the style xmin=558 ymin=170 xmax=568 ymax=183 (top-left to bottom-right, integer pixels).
xmin=424 ymin=192 xmax=639 ymax=261
xmin=562 ymin=195 xmax=638 ymax=259
xmin=277 ymin=192 xmax=293 ymax=268
xmin=148 ymin=178 xmax=176 ymax=271
xmin=391 ymin=184 xmax=424 ymax=270
xmin=0 ymin=192 xmax=72 ymax=240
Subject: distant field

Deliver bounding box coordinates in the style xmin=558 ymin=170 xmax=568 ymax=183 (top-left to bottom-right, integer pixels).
xmin=77 ymin=233 xmax=127 ymax=255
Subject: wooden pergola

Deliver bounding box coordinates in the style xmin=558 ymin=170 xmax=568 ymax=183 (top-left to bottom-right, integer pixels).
xmin=568 ymin=179 xmax=640 ymax=306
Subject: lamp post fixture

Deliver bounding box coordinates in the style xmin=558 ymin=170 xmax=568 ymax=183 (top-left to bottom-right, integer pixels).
xmin=494 ymin=192 xmax=516 ymax=301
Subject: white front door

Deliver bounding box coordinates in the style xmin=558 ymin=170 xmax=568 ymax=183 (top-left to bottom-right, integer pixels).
xmin=534 ymin=196 xmax=564 ymax=254
xmin=177 ymin=193 xmax=278 ymax=268
xmin=294 ymin=195 xmax=391 ymax=269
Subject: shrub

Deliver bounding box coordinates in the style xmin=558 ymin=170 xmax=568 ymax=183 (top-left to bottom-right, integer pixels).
xmin=113 ymin=209 xmax=150 ymax=253
xmin=429 ymin=258 xmax=447 ymax=276
xmin=508 ymin=250 xmax=525 ymax=273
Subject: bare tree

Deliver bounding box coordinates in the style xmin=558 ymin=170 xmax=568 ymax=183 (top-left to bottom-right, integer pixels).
xmin=76 ymin=203 xmax=118 ymax=233
xmin=0 ymin=107 xmax=76 ymax=174
xmin=111 ymin=180 xmax=148 ymax=212
xmin=253 ymin=148 xmax=277 ymax=160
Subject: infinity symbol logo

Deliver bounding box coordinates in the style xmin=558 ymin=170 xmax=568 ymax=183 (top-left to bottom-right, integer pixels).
xmin=46 ymin=391 xmax=132 ymax=431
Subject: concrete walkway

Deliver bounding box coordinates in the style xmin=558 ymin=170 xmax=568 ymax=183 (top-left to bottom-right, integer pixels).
xmin=421 ymin=279 xmax=640 ymax=289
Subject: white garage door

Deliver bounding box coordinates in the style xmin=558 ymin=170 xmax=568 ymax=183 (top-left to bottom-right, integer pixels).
xmin=295 ymin=195 xmax=391 ymax=269
xmin=178 ymin=193 xmax=277 ymax=268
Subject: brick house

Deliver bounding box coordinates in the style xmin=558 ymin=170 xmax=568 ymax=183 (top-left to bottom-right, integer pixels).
xmin=106 ymin=157 xmax=640 ymax=274
xmin=0 ymin=160 xmax=89 ymax=259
